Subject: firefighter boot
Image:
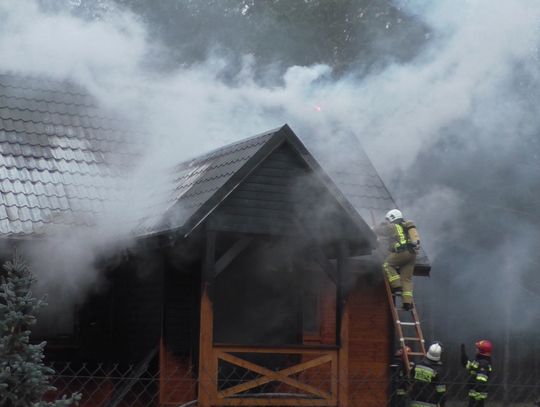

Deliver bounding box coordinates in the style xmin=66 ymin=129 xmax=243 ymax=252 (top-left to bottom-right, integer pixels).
xmin=402 ymin=303 xmax=414 ymax=311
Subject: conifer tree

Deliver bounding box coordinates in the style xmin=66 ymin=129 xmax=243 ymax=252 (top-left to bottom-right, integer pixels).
xmin=0 ymin=254 xmax=80 ymax=407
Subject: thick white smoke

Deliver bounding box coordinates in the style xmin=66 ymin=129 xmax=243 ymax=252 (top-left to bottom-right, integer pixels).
xmin=2 ymin=0 xmax=540 ymax=347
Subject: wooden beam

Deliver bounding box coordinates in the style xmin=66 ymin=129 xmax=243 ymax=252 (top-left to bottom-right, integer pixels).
xmin=335 ymin=241 xmax=349 ymax=345
xmin=338 ymin=303 xmax=350 ymax=407
xmin=337 ymin=240 xmax=350 ymax=407
xmin=214 ymin=236 xmax=253 ymax=277
xmin=216 ymin=398 xmax=336 ymax=406
xmin=330 ymin=350 xmax=338 ymax=404
xmin=214 ymin=344 xmax=338 ymax=353
xmin=198 ymin=231 xmax=217 ymax=407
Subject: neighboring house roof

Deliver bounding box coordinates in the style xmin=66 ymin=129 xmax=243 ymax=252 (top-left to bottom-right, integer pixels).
xmin=0 ymin=72 xmax=136 ymax=236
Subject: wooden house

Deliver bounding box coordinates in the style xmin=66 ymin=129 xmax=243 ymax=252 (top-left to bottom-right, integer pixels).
xmin=0 ymin=73 xmax=430 ymax=407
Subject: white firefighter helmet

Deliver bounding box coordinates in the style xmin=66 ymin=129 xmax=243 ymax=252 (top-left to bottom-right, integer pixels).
xmin=385 ymin=209 xmax=403 ymax=222
xmin=426 ymin=342 xmax=442 ymax=362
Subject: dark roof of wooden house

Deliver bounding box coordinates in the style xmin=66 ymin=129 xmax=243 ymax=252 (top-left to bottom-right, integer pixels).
xmin=0 ymin=72 xmax=429 ymax=272
xmin=135 ymin=125 xmax=376 ymax=241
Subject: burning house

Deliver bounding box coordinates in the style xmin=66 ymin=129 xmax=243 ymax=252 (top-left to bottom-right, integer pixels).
xmin=0 ymin=72 xmax=430 ymax=407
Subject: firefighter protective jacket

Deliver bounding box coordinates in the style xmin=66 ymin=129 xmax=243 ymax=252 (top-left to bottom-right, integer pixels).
xmin=462 ymin=353 xmax=492 ymax=402
xmin=409 ymin=358 xmax=446 ymax=406
xmin=375 ymin=220 xmax=419 ymax=253
xmin=390 ymin=356 xmax=412 ymax=398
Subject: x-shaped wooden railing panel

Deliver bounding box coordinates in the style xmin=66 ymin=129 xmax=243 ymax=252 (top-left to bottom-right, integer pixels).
xmin=213 ymin=346 xmax=338 ymax=406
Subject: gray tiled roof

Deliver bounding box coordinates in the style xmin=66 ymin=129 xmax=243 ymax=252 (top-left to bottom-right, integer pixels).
xmin=134 ymin=130 xmax=275 ymax=236
xmin=323 ymin=154 xmax=396 ymax=225
xmin=0 ymin=72 xmax=134 ymax=236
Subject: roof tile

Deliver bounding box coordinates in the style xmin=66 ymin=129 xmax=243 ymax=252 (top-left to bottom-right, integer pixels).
xmin=0 ymin=218 xmax=10 ymax=234
xmin=5 ymin=206 xmax=18 ymax=221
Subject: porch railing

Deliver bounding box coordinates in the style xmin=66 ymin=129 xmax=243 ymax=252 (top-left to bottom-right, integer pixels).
xmin=202 ymin=344 xmax=339 ymax=406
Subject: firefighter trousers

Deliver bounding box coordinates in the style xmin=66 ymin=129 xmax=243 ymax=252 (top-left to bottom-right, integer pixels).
xmin=468 ymin=396 xmax=486 ymax=407
xmin=383 ymin=251 xmax=416 ymax=305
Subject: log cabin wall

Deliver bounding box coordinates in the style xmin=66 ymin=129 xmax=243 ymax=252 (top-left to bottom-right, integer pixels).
xmin=346 ymin=274 xmax=392 ymax=407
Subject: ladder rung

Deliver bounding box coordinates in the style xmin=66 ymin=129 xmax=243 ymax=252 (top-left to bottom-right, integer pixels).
xmin=409 ymin=352 xmax=425 ymax=356
xmin=402 ymin=337 xmax=424 ymax=342
xmin=397 ymin=321 xmax=419 ymax=326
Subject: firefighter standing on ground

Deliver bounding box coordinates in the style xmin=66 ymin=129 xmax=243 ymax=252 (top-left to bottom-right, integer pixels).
xmin=461 ymin=340 xmax=493 ymax=406
xmin=390 ymin=346 xmax=412 ymax=407
xmin=375 ymin=209 xmax=420 ymax=310
xmin=409 ymin=342 xmax=447 ymax=407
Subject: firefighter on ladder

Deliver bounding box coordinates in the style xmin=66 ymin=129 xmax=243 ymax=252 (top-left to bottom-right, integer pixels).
xmin=409 ymin=342 xmax=447 ymax=407
xmin=461 ymin=340 xmax=493 ymax=406
xmin=375 ymin=209 xmax=420 ymax=310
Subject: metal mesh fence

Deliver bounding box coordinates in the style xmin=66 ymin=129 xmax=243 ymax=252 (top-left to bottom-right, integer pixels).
xmin=31 ymin=362 xmax=540 ymax=407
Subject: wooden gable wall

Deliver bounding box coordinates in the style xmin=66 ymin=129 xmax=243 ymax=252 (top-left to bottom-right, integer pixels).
xmin=207 ymin=143 xmax=306 ymax=235
xmin=207 ymin=142 xmax=355 ymax=241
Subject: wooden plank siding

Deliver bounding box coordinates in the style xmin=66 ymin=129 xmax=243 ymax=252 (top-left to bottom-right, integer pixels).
xmin=347 ymin=276 xmax=392 ymax=407
xmin=208 ymin=143 xmax=345 ymax=237
xmin=159 ymin=338 xmax=197 ymax=405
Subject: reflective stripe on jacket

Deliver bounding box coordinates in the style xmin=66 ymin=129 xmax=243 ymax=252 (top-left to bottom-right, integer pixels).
xmin=465 ymin=356 xmax=492 ymax=399
xmin=409 ymin=358 xmax=446 ymax=405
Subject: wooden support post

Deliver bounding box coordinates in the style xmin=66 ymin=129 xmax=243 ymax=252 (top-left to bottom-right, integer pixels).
xmin=336 ymin=240 xmax=350 ymax=407
xmin=198 ymin=231 xmax=217 ymax=407
xmin=336 ymin=241 xmax=349 ymax=345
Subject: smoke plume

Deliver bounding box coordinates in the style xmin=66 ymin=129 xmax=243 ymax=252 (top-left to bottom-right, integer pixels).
xmin=1 ymin=0 xmax=540 ymax=365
